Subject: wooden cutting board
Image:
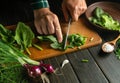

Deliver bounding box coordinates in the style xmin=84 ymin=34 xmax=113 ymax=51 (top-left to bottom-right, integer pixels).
xmin=6 ymin=16 xmax=102 ymax=60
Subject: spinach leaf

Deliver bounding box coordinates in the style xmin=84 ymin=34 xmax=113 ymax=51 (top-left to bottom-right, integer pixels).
xmin=89 ymin=7 xmax=120 ymax=31
xmin=68 ymin=34 xmax=87 ymax=48
xmin=0 ymin=24 xmax=14 ymax=44
xmin=50 ymin=42 xmax=64 ymax=50
xmin=37 ymin=34 xmax=87 ymax=51
xmin=37 ymin=35 xmax=57 ymax=43
xmin=14 ymin=22 xmax=35 ymax=53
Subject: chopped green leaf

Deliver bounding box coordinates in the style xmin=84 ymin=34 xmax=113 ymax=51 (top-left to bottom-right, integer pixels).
xmin=90 ymin=7 xmax=120 ymax=31
xmin=81 ymin=59 xmax=89 ymax=63
xmin=37 ymin=34 xmax=87 ymax=51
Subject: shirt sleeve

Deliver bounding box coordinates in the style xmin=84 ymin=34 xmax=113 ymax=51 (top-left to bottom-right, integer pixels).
xmin=30 ymin=0 xmax=49 ymax=10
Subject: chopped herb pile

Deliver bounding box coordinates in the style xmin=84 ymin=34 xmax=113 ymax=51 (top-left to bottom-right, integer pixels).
xmin=37 ymin=34 xmax=87 ymax=50
xmin=89 ymin=7 xmax=120 ymax=31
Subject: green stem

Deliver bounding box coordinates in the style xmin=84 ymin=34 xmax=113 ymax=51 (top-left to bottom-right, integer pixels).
xmin=33 ymin=44 xmax=43 ymax=50
xmin=17 ymin=57 xmax=26 ymax=65
xmin=26 ymin=48 xmax=31 ymax=55
xmin=22 ymin=57 xmax=40 ymax=65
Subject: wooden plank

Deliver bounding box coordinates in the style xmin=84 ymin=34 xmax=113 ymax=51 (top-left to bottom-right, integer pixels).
xmin=67 ymin=49 xmax=108 ymax=83
xmin=89 ymin=43 xmax=120 ymax=83
xmin=43 ymin=55 xmax=80 ymax=83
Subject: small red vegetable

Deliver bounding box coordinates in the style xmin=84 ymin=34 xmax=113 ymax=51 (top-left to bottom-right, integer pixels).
xmin=24 ymin=64 xmax=42 ymax=78
xmin=39 ymin=63 xmax=54 ymax=73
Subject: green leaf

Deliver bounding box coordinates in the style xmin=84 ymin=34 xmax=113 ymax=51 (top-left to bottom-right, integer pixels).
xmin=14 ymin=22 xmax=35 ymax=51
xmin=68 ymin=34 xmax=87 ymax=47
xmin=90 ymin=7 xmax=120 ymax=31
xmin=0 ymin=24 xmax=14 ymax=44
xmin=37 ymin=35 xmax=57 ymax=43
xmin=0 ymin=64 xmax=30 ymax=83
xmin=37 ymin=34 xmax=87 ymax=51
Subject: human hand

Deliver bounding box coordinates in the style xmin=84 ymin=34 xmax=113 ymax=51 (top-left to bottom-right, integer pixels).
xmin=62 ymin=0 xmax=87 ymax=21
xmin=33 ymin=8 xmax=63 ymax=43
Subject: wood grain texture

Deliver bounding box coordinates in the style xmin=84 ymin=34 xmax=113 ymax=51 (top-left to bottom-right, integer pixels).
xmin=89 ymin=39 xmax=120 ymax=83
xmin=67 ymin=49 xmax=108 ymax=83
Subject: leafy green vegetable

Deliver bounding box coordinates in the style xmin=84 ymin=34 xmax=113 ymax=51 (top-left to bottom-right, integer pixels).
xmin=0 ymin=64 xmax=30 ymax=83
xmin=89 ymin=7 xmax=120 ymax=31
xmin=14 ymin=22 xmax=35 ymax=55
xmin=0 ymin=24 xmax=14 ymax=44
xmin=0 ymin=40 xmax=38 ymax=83
xmin=0 ymin=22 xmax=43 ymax=83
xmin=50 ymin=42 xmax=64 ymax=50
xmin=32 ymin=44 xmax=43 ymax=50
xmin=68 ymin=34 xmax=87 ymax=48
xmin=93 ymin=7 xmax=104 ymax=19
xmin=37 ymin=34 xmax=87 ymax=51
xmin=37 ymin=35 xmax=64 ymax=50
xmin=37 ymin=35 xmax=57 ymax=43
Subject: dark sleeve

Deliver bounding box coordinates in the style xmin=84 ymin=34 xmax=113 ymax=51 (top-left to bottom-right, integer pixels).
xmin=30 ymin=0 xmax=49 ymax=10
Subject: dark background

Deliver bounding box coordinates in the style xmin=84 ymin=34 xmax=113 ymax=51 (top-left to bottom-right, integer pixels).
xmin=0 ymin=0 xmax=119 ymax=25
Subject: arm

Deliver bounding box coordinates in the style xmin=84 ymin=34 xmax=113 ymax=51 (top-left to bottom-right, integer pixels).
xmin=30 ymin=0 xmax=63 ymax=43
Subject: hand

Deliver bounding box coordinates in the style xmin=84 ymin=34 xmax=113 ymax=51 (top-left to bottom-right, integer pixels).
xmin=33 ymin=8 xmax=63 ymax=43
xmin=62 ymin=0 xmax=87 ymax=21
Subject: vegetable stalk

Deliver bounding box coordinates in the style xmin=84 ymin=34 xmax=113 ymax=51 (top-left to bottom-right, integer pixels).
xmin=0 ymin=40 xmax=54 ymax=78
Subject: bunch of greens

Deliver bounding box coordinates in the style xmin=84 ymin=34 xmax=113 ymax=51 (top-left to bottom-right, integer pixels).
xmin=0 ymin=40 xmax=55 ymax=83
xmin=0 ymin=40 xmax=40 ymax=83
xmin=0 ymin=22 xmax=53 ymax=83
xmin=0 ymin=24 xmax=15 ymax=44
xmin=0 ymin=22 xmax=42 ymax=55
xmin=0 ymin=64 xmax=29 ymax=83
xmin=89 ymin=7 xmax=120 ymax=31
xmin=37 ymin=34 xmax=87 ymax=50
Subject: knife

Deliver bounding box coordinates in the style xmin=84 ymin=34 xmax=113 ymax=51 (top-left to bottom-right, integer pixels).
xmin=63 ymin=17 xmax=72 ymax=49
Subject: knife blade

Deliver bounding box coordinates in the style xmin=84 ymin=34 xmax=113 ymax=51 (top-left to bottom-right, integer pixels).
xmin=63 ymin=17 xmax=72 ymax=49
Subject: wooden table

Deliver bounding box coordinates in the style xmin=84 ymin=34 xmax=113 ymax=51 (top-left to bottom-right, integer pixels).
xmin=1 ymin=1 xmax=120 ymax=83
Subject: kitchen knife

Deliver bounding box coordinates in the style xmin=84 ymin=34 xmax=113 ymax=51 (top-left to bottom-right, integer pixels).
xmin=63 ymin=17 xmax=72 ymax=49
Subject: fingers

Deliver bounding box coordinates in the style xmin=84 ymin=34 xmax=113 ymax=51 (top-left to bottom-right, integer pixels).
xmin=41 ymin=22 xmax=48 ymax=35
xmin=70 ymin=6 xmax=87 ymax=21
xmin=34 ymin=21 xmax=43 ymax=34
xmin=34 ymin=13 xmax=63 ymax=43
xmin=53 ymin=18 xmax=63 ymax=43
xmin=47 ymin=21 xmax=55 ymax=34
xmin=70 ymin=7 xmax=79 ymax=21
xmin=62 ymin=0 xmax=87 ymax=22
